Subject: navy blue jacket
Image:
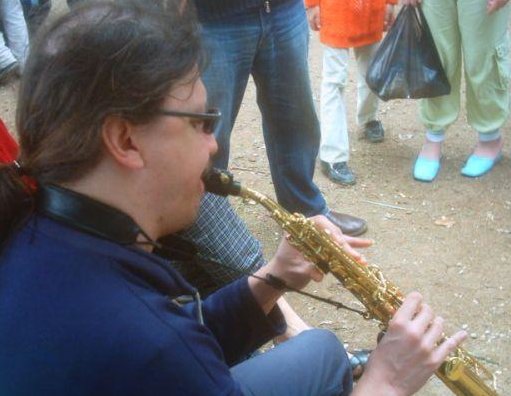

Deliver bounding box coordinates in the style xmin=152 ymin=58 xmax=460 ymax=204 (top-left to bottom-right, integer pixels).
xmin=0 ymin=215 xmax=285 ymax=395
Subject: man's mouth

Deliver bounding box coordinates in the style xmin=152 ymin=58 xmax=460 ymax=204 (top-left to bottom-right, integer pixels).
xmin=201 ymin=162 xmax=214 ymax=185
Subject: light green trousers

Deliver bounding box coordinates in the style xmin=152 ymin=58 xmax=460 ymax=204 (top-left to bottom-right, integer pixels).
xmin=420 ymin=0 xmax=511 ymax=134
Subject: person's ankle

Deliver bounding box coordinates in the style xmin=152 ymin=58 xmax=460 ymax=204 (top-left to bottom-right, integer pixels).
xmin=419 ymin=140 xmax=442 ymax=160
xmin=473 ymin=135 xmax=503 ymax=158
xmin=418 ymin=130 xmax=444 ymax=160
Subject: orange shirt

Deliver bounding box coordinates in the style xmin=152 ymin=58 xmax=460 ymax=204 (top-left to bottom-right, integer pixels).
xmin=304 ymin=0 xmax=398 ymax=48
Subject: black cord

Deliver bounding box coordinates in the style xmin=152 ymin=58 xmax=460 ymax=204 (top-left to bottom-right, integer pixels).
xmin=255 ymin=273 xmax=367 ymax=316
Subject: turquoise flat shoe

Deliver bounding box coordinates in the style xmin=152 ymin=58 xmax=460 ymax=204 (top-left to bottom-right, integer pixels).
xmin=461 ymin=153 xmax=502 ymax=178
xmin=413 ymin=156 xmax=441 ymax=182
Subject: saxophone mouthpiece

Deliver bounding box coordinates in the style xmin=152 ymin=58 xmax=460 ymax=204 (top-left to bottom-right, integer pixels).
xmin=203 ymin=168 xmax=242 ymax=197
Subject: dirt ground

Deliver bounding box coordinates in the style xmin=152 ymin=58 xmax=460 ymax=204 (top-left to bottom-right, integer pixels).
xmin=1 ymin=7 xmax=509 ymax=396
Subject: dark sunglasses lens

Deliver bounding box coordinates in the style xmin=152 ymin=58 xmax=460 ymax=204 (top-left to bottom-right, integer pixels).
xmin=204 ymin=119 xmax=216 ymax=134
xmin=203 ymin=109 xmax=220 ymax=134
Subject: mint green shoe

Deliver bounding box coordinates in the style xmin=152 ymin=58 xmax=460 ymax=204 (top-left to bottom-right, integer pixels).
xmin=413 ymin=157 xmax=441 ymax=182
xmin=461 ymin=153 xmax=502 ymax=177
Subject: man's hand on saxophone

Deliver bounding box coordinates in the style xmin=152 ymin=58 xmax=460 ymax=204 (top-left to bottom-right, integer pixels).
xmin=311 ymin=214 xmax=373 ymax=264
xmin=248 ymin=214 xmax=373 ymax=315
xmin=352 ymin=292 xmax=468 ymax=396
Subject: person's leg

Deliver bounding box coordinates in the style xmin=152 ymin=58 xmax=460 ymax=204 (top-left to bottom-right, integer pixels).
xmin=419 ymin=0 xmax=462 ymax=134
xmin=200 ymin=3 xmax=367 ymax=236
xmin=0 ymin=0 xmax=19 ymax=80
xmin=251 ymin=0 xmax=327 ymax=216
xmin=176 ymin=193 xmax=265 ymax=292
xmin=319 ymin=45 xmax=355 ymax=185
xmin=231 ymin=329 xmax=353 ymax=396
xmin=414 ymin=0 xmax=460 ymax=181
xmin=199 ymin=14 xmax=260 ymax=170
xmin=458 ymin=0 xmax=510 ymax=176
xmin=1 ymin=0 xmax=29 ymax=70
xmin=354 ymin=42 xmax=384 ymax=143
xmin=460 ymin=0 xmax=510 ymax=135
xmin=0 ymin=30 xmax=17 ymax=71
xmin=319 ymin=45 xmax=350 ymax=165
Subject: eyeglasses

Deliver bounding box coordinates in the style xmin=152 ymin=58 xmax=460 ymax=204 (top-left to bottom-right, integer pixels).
xmin=157 ymin=108 xmax=221 ymax=135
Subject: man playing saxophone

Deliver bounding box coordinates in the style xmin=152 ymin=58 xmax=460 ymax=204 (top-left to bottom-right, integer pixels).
xmin=0 ymin=1 xmax=467 ymax=395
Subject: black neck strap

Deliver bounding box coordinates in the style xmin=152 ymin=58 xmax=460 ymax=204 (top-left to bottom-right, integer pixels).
xmin=36 ymin=184 xmax=199 ymax=261
xmin=37 ymin=185 xmax=143 ymax=245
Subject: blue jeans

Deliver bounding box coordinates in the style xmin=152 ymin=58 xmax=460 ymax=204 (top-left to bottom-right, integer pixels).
xmin=200 ymin=0 xmax=327 ymax=216
xmin=231 ymin=329 xmax=353 ymax=396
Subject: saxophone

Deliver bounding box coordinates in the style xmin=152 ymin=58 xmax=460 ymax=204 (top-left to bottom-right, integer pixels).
xmin=204 ymin=168 xmax=499 ymax=396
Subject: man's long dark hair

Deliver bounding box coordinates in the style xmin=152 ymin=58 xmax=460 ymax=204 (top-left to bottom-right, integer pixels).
xmin=0 ymin=0 xmax=204 ymax=245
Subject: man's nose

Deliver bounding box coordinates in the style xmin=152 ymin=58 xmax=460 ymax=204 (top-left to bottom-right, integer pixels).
xmin=205 ymin=133 xmax=218 ymax=157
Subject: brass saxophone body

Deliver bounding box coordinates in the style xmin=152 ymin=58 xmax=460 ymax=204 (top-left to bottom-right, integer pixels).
xmin=204 ymin=169 xmax=499 ymax=396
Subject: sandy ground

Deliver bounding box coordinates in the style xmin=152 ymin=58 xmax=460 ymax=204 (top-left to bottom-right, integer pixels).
xmin=0 ymin=3 xmax=509 ymax=395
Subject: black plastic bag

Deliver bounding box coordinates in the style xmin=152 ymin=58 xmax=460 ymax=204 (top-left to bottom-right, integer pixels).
xmin=366 ymin=6 xmax=450 ymax=101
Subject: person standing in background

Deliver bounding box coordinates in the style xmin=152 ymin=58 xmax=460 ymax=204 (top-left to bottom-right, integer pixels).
xmin=405 ymin=0 xmax=510 ymax=181
xmin=306 ymin=0 xmax=397 ymax=185
xmin=190 ymin=0 xmax=369 ymax=236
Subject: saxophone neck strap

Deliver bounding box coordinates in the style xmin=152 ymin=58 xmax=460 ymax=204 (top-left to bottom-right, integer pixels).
xmin=37 ymin=184 xmax=199 ymax=260
xmin=37 ymin=184 xmax=144 ymax=245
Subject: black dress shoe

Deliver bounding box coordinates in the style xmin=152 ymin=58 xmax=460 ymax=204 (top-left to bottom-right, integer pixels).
xmin=363 ymin=120 xmax=384 ymax=143
xmin=325 ymin=210 xmax=367 ymax=236
xmin=320 ymin=161 xmax=356 ymax=185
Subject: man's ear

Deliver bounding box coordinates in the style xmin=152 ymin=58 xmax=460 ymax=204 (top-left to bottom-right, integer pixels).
xmin=101 ymin=115 xmax=145 ymax=170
